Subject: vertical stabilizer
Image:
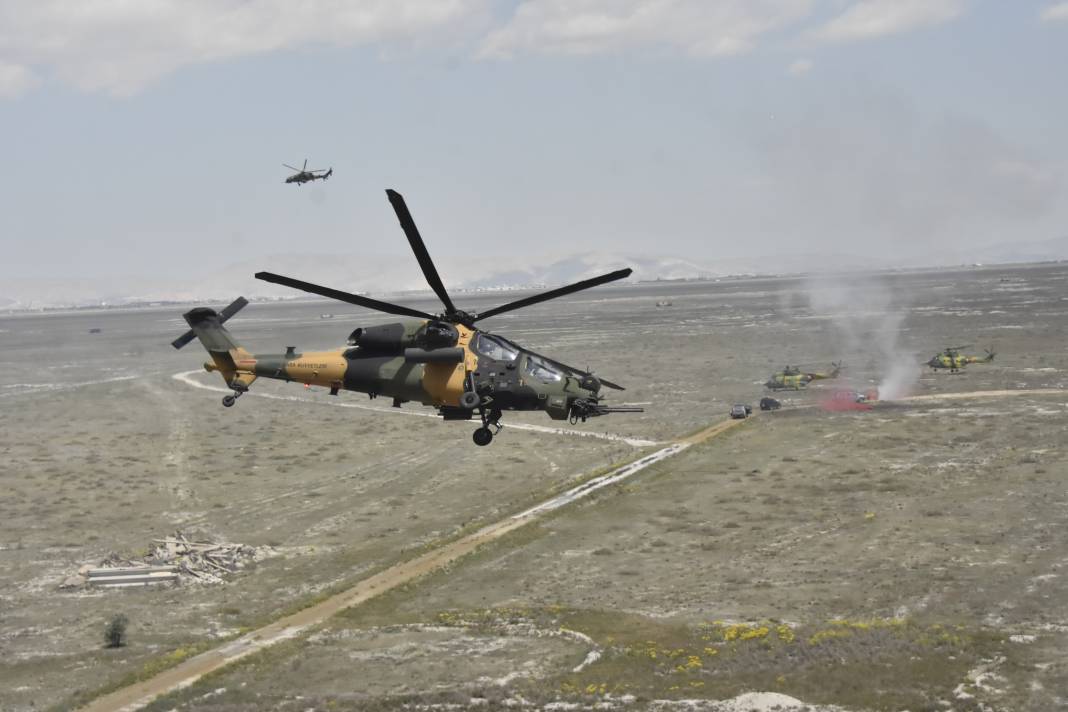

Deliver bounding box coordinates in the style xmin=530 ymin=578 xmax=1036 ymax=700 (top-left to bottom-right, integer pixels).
xmin=172 ymin=298 xmax=257 ymax=392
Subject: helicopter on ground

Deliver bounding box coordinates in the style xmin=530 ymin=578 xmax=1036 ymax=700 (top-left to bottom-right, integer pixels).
xmin=172 ymin=189 xmax=642 ymax=446
xmin=284 ymin=159 xmax=333 ymax=185
xmin=925 ymin=345 xmax=995 ymax=373
xmin=764 ymin=362 xmax=842 ymax=391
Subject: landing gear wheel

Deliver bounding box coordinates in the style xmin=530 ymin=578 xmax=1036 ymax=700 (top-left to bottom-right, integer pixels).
xmin=222 ymin=395 xmax=236 ymax=408
xmin=472 ymin=427 xmax=493 ymax=446
xmin=459 ymin=391 xmax=481 ymax=410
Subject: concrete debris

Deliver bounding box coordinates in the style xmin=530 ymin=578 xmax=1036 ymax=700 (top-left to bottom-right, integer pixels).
xmin=62 ymin=530 xmax=275 ymax=589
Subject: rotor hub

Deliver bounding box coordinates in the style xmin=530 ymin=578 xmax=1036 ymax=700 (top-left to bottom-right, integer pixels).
xmin=441 ymin=310 xmax=477 ymax=328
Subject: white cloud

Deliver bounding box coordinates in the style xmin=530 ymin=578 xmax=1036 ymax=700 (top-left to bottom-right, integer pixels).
xmin=787 ymin=57 xmax=813 ymax=75
xmin=1040 ymin=3 xmax=1068 ymax=21
xmin=479 ymin=0 xmax=813 ymax=59
xmin=0 ymin=0 xmax=491 ymax=96
xmin=816 ymin=0 xmax=966 ymax=42
xmin=0 ymin=60 xmax=37 ymax=97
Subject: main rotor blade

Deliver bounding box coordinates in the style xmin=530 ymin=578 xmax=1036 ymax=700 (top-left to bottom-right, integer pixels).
xmin=283 ymin=164 xmax=299 ymax=171
xmin=386 ymin=189 xmax=456 ymax=316
xmin=303 ymin=158 xmax=307 ymax=170
xmin=474 ymin=268 xmax=632 ymax=322
xmin=255 ymin=272 xmax=436 ymax=320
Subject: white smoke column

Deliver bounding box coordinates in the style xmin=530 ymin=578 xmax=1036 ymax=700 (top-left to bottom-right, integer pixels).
xmin=803 ymin=273 xmax=920 ymax=401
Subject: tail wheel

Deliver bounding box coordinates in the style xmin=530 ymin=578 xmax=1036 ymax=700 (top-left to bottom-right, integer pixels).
xmin=222 ymin=395 xmax=236 ymax=408
xmin=472 ymin=427 xmax=493 ymax=446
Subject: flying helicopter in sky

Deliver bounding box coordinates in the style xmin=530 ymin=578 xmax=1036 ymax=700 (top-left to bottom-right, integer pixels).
xmin=172 ymin=189 xmax=642 ymax=446
xmin=283 ymin=159 xmax=333 ymax=185
xmin=925 ymin=345 xmax=995 ymax=373
xmin=764 ymin=362 xmax=842 ymax=391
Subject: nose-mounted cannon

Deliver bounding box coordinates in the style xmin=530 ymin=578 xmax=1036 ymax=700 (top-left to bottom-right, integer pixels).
xmin=568 ymin=396 xmax=644 ymax=424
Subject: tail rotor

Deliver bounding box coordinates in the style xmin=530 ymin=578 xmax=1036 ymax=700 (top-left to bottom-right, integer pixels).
xmin=172 ymin=297 xmax=248 ymax=350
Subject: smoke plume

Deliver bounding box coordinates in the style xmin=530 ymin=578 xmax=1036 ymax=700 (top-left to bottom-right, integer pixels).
xmin=802 ymin=273 xmax=919 ymax=400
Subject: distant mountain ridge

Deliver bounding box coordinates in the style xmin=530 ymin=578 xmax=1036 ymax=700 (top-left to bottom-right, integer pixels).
xmin=2 ymin=237 xmax=1066 ymax=310
xmin=453 ymin=253 xmax=717 ymax=290
xmin=0 ymin=252 xmax=720 ymax=309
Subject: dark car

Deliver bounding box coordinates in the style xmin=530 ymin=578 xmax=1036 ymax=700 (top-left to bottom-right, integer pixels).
xmin=729 ymin=404 xmax=750 ymax=419
xmin=760 ymin=397 xmax=781 ymax=411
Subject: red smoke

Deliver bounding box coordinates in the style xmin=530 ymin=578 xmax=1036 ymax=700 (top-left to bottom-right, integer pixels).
xmin=820 ymin=389 xmax=876 ymax=412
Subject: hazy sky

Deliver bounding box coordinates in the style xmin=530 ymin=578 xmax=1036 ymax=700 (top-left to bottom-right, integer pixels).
xmin=2 ymin=1 xmax=1067 ymax=290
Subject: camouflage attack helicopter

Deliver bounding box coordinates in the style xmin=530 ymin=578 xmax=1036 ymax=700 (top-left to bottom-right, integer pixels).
xmin=172 ymin=189 xmax=642 ymax=446
xmin=284 ymin=159 xmax=333 ymax=185
xmin=764 ymin=363 xmax=842 ymax=391
xmin=925 ymin=345 xmax=995 ymax=373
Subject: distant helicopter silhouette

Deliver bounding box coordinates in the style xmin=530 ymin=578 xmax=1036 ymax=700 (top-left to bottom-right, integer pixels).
xmin=284 ymin=159 xmax=332 ymax=185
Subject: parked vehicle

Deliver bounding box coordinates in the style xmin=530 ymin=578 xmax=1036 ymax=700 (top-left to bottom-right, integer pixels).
xmin=730 ymin=404 xmax=750 ymax=419
xmin=760 ymin=397 xmax=781 ymax=411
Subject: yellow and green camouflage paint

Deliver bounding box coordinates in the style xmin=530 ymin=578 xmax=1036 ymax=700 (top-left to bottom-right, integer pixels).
xmin=925 ymin=348 xmax=995 ymax=372
xmin=187 ymin=310 xmax=602 ymax=420
xmin=764 ymin=364 xmax=841 ymax=391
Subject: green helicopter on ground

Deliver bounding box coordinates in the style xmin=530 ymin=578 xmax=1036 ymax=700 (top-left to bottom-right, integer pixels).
xmin=764 ymin=362 xmax=842 ymax=391
xmin=925 ymin=345 xmax=995 ymax=373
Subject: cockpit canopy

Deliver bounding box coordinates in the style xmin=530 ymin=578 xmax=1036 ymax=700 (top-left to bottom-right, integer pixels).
xmin=525 ymin=353 xmax=562 ymax=382
xmin=471 ymin=333 xmax=564 ymax=383
xmin=472 ymin=333 xmax=519 ymax=362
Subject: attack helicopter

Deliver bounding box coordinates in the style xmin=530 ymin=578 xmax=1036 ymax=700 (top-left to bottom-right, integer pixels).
xmin=172 ymin=189 xmax=642 ymax=446
xmin=764 ymin=362 xmax=842 ymax=391
xmin=925 ymin=345 xmax=995 ymax=373
xmin=284 ymin=159 xmax=333 ymax=185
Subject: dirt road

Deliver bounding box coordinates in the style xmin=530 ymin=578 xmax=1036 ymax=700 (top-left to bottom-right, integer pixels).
xmin=78 ymin=416 xmax=745 ymax=712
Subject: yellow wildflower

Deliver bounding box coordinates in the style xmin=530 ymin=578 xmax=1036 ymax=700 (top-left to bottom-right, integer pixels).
xmin=739 ymin=625 xmax=770 ymax=641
